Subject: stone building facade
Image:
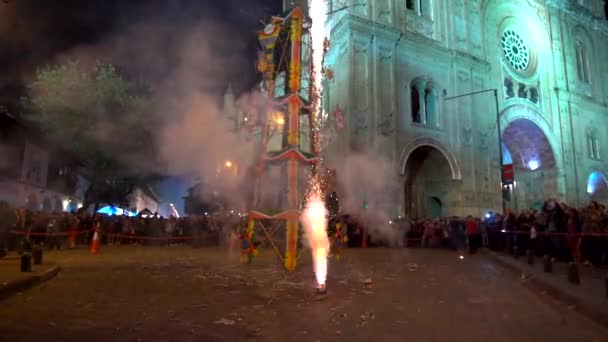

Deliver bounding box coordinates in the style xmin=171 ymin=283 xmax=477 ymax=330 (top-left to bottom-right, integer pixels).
xmin=0 ymin=110 xmax=85 ymax=212
xmin=322 ymin=0 xmax=608 ymax=218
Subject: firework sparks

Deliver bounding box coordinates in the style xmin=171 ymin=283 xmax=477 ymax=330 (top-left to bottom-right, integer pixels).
xmin=310 ymin=0 xmax=327 ymax=93
xmin=301 ymin=183 xmax=329 ymax=288
xmin=309 ymin=0 xmax=329 ymax=142
xmin=302 ymin=0 xmax=330 ymax=289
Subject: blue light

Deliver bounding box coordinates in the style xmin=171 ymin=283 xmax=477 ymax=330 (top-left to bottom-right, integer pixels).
xmin=97 ymin=206 xmax=136 ymax=216
xmin=528 ymin=160 xmax=539 ymax=171
xmin=587 ymin=171 xmax=606 ymax=194
xmin=501 ymin=143 xmax=513 ymax=165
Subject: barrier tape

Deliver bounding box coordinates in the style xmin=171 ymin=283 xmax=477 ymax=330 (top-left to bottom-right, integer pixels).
xmin=8 ymin=229 xmax=203 ymax=241
xmin=9 ymin=229 xmax=93 ymax=237
xmin=11 ymin=228 xmax=607 ymax=241
xmin=403 ymin=230 xmax=608 ymax=240
xmin=495 ymin=230 xmax=608 ymax=237
xmin=106 ymin=233 xmax=194 ymax=241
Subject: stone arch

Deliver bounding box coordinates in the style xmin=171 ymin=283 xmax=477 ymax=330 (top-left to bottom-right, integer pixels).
xmin=572 ymin=25 xmax=593 ymax=49
xmin=26 ymin=193 xmax=40 ymax=211
xmin=500 ymin=105 xmax=565 ymax=207
xmin=42 ymin=197 xmax=52 ymax=212
xmin=54 ymin=197 xmax=63 ymax=213
xmin=399 ymin=137 xmax=461 ymax=180
xmin=400 ymin=142 xmax=459 ymax=218
xmin=499 ymin=105 xmax=563 ymax=173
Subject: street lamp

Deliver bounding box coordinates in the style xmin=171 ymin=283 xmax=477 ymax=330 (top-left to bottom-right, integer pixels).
xmin=444 ymin=88 xmax=506 ymax=214
xmin=225 ymin=161 xmax=233 ymax=168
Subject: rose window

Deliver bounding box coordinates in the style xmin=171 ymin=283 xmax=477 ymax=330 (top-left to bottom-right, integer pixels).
xmin=501 ymin=29 xmax=530 ymax=71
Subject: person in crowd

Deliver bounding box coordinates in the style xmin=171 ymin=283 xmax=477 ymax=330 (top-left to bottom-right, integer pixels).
xmin=544 ymin=199 xmax=565 ymax=261
xmin=565 ymin=208 xmax=581 ymax=263
xmin=449 ymin=216 xmax=465 ymax=253
xmin=465 ymin=215 xmax=480 ymax=254
xmin=503 ymin=210 xmax=517 ymax=254
xmin=44 ymin=217 xmax=55 ymax=250
xmin=421 ymin=219 xmax=434 ymax=248
xmin=0 ymin=202 xmax=18 ymax=257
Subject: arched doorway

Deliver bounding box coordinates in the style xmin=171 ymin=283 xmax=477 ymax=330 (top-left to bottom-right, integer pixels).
xmin=403 ymin=146 xmax=453 ymax=218
xmin=587 ymin=171 xmax=608 ymax=204
xmin=42 ymin=197 xmax=52 ymax=212
xmin=54 ymin=198 xmax=63 ymax=213
xmin=501 ymin=118 xmax=558 ymax=210
xmin=26 ymin=193 xmax=39 ymax=211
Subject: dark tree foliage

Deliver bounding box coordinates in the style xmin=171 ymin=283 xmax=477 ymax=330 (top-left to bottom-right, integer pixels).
xmin=22 ymin=61 xmax=162 ymax=211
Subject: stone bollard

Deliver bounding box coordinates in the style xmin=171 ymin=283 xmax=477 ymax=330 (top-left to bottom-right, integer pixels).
xmin=526 ymin=250 xmax=534 ymax=265
xmin=568 ymin=262 xmax=580 ymax=285
xmin=543 ymin=255 xmax=552 ymax=273
xmin=21 ymin=253 xmax=32 ymax=272
xmin=513 ymin=246 xmax=519 ymax=260
xmin=32 ymin=246 xmax=43 ymax=265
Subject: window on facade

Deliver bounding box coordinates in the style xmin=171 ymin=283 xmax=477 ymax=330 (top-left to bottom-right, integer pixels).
xmin=424 ymin=87 xmax=437 ymax=127
xmin=587 ymin=134 xmax=600 ymax=159
xmin=411 ymin=86 xmax=421 ymax=123
xmin=406 ymin=0 xmax=427 ymax=16
xmin=411 ymin=79 xmax=439 ymax=127
xmin=575 ymin=41 xmax=590 ymax=83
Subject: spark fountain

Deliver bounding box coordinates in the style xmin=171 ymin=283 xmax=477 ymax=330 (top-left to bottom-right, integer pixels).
xmin=301 ymin=182 xmax=329 ymax=293
xmin=306 ymin=0 xmax=329 ymax=293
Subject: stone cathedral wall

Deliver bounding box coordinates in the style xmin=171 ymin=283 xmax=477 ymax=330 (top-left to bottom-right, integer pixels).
xmin=320 ymin=0 xmax=608 ymax=217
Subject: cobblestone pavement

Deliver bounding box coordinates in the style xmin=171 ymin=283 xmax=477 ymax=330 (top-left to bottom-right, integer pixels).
xmin=1 ymin=246 xmax=607 ymax=342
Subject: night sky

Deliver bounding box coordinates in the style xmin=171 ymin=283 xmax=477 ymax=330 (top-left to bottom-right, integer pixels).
xmin=2 ymin=0 xmax=607 ymax=113
xmin=0 ymin=0 xmax=282 ymax=113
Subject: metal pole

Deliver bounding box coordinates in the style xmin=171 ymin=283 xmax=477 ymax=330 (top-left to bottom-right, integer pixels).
xmin=444 ymin=88 xmax=506 ymax=214
xmin=493 ymin=89 xmax=506 ymax=215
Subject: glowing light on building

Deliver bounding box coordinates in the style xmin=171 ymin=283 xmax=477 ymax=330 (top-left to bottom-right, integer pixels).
xmin=225 ymin=161 xmax=233 ymax=168
xmin=587 ymin=171 xmax=607 ymax=194
xmin=62 ymin=199 xmax=70 ymax=211
xmin=527 ymin=160 xmax=539 ymax=171
xmin=97 ymin=206 xmax=136 ymax=217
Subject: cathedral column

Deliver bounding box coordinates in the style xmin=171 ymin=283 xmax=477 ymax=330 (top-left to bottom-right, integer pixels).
xmin=416 ymin=81 xmax=427 ymax=124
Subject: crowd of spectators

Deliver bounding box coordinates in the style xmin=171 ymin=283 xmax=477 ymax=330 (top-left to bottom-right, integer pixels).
xmin=1 ymin=199 xmax=608 ymax=267
xmin=398 ymin=199 xmax=608 ymax=266
xmin=0 ymin=201 xmax=244 ymax=255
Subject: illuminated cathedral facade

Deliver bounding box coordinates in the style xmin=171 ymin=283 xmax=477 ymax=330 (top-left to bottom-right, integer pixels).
xmin=322 ymin=0 xmax=608 ymax=218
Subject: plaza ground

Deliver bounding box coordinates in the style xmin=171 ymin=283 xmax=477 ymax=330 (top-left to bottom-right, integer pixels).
xmin=1 ymin=246 xmax=607 ymax=341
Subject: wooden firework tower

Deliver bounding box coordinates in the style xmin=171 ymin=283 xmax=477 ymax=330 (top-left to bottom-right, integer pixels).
xmin=245 ymin=4 xmax=321 ymax=272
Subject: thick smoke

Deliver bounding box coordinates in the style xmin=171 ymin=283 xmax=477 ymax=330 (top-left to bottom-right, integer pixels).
xmin=23 ymin=4 xmax=278 ymax=211
xmin=331 ymin=149 xmax=404 ymax=246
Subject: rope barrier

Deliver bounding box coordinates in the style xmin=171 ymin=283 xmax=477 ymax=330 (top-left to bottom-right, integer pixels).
xmin=9 ymin=229 xmax=93 ymax=237
xmin=105 ymin=233 xmax=194 ymax=241
xmin=496 ymin=230 xmax=608 ymax=237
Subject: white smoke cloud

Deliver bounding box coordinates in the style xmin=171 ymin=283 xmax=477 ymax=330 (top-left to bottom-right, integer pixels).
xmin=41 ymin=13 xmax=271 ymax=210
xmin=330 ymin=149 xmax=404 ymax=246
